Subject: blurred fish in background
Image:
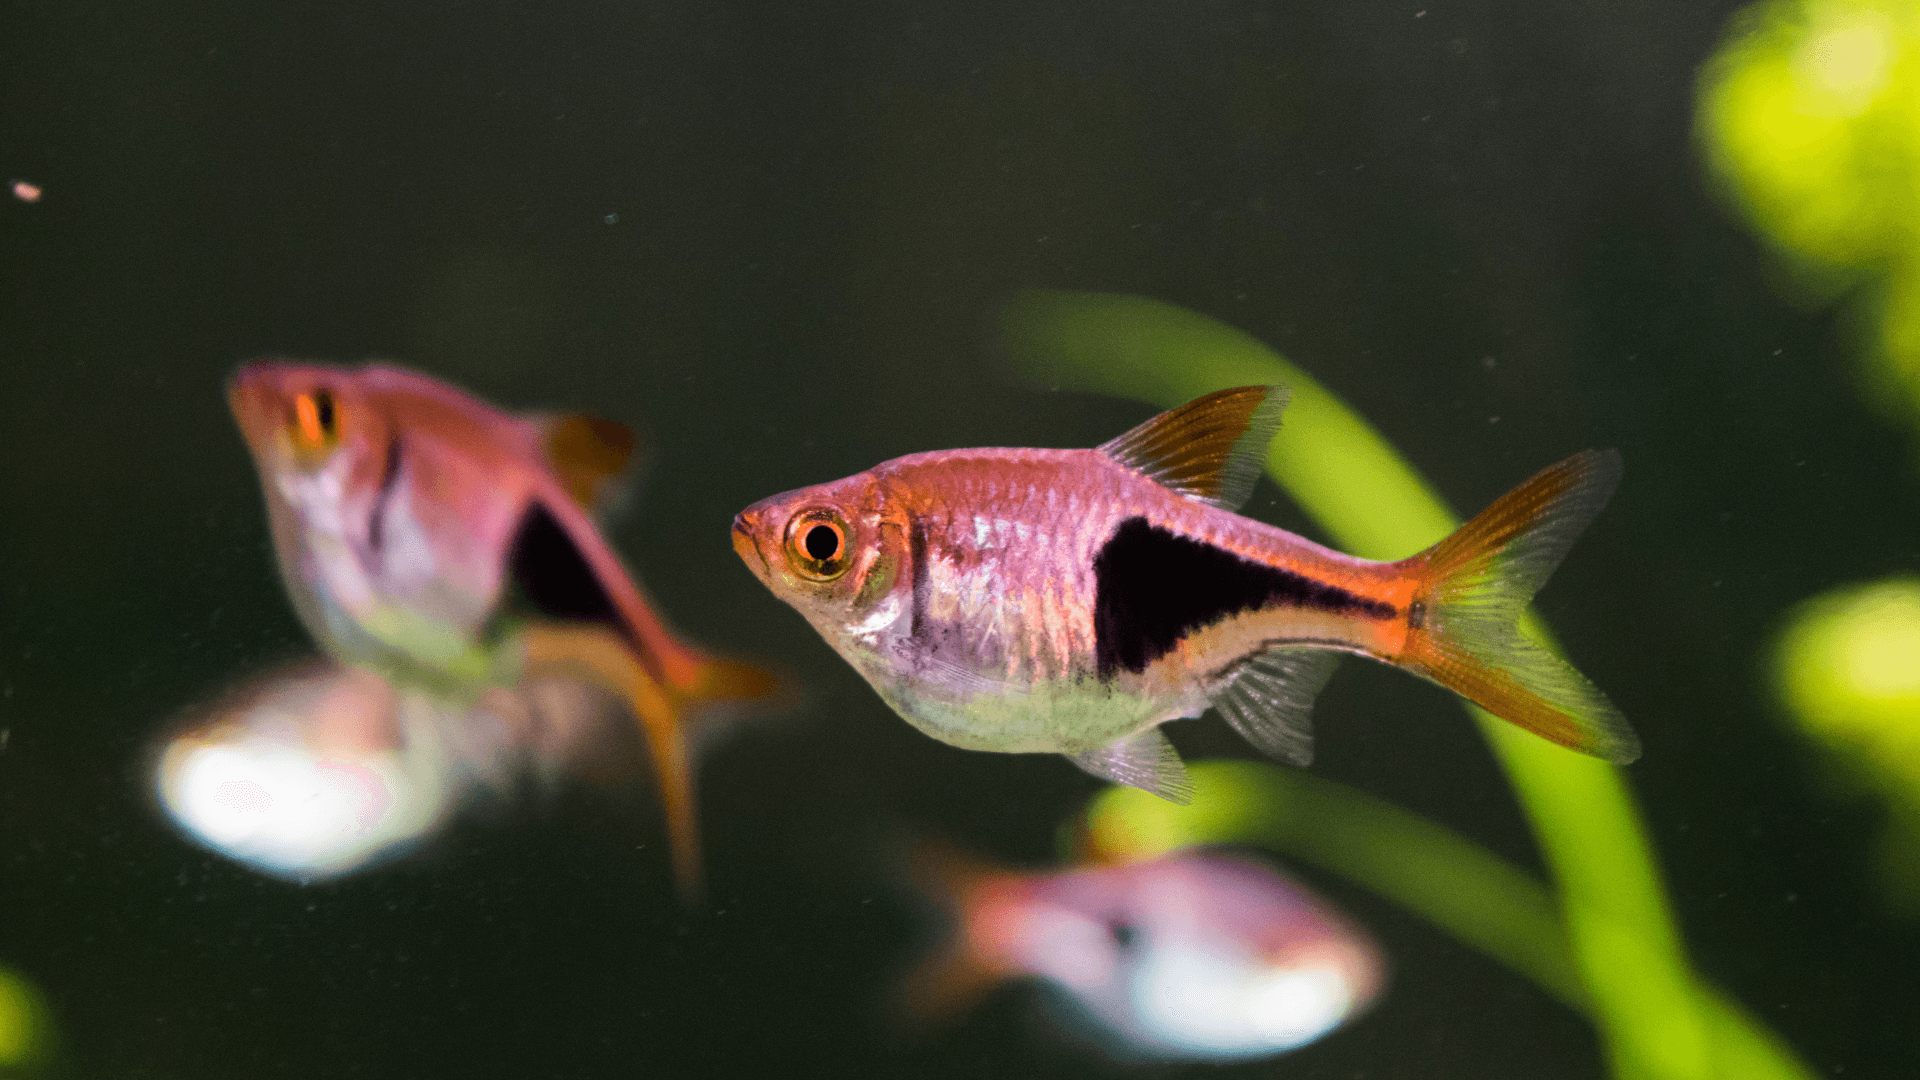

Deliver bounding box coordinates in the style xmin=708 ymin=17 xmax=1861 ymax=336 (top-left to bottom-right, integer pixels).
xmin=900 ymin=840 xmax=1383 ymax=1063
xmin=155 ymin=659 xmax=618 ymax=880
xmin=156 ymin=363 xmax=791 ymax=895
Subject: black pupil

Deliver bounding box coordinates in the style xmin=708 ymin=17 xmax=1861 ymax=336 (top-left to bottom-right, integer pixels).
xmin=803 ymin=524 xmax=840 ymax=562
xmin=1106 ymin=919 xmax=1139 ymax=950
xmin=314 ymin=392 xmax=336 ymax=432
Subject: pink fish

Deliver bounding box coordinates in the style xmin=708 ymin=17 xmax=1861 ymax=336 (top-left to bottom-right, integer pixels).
xmin=733 ymin=386 xmax=1636 ymax=800
xmin=903 ymin=843 xmax=1385 ymax=1061
xmin=222 ymin=361 xmax=790 ymax=896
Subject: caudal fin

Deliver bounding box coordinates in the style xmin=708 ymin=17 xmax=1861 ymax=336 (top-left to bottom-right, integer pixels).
xmin=642 ymin=652 xmax=797 ymax=905
xmin=1397 ymin=450 xmax=1641 ymax=764
xmin=897 ymin=839 xmax=1020 ymax=1026
xmin=520 ymin=624 xmax=796 ymax=904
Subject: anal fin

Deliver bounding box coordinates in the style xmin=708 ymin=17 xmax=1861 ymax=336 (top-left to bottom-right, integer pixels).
xmin=1212 ymin=646 xmax=1339 ymax=766
xmin=1066 ymin=728 xmax=1195 ymax=804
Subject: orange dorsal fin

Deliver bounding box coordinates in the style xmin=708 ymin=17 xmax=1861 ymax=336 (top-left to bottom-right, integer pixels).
xmin=540 ymin=413 xmax=637 ymax=514
xmin=1096 ymin=385 xmax=1289 ymax=512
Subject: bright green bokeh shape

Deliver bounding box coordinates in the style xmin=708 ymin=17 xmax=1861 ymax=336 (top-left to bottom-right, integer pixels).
xmin=1699 ymin=0 xmax=1920 ymax=425
xmin=1774 ymin=577 xmax=1920 ymax=907
xmin=1776 ymin=577 xmax=1920 ymax=754
xmin=1706 ymin=0 xmax=1920 ymax=916
xmin=1000 ymin=290 xmax=1813 ymax=1080
xmin=0 ymin=966 xmax=49 ymax=1070
xmin=1699 ymin=0 xmax=1920 ymax=273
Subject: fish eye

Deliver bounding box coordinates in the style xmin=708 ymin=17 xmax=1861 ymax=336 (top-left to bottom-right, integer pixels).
xmin=290 ymin=389 xmax=341 ymax=453
xmin=804 ymin=523 xmax=840 ymax=561
xmin=784 ymin=508 xmax=851 ymax=582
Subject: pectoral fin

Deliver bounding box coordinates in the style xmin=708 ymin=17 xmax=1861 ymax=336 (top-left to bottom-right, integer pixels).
xmin=1066 ymin=728 xmax=1195 ymax=804
xmin=1211 ymin=646 xmax=1339 ymax=766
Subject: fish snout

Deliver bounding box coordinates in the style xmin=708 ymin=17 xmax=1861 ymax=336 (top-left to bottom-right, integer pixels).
xmin=731 ymin=511 xmax=769 ymax=576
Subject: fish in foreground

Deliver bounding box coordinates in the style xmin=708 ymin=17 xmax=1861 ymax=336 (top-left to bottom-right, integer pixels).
xmin=903 ymin=843 xmax=1384 ymax=1061
xmin=733 ymin=386 xmax=1637 ymax=801
xmin=218 ymin=361 xmax=789 ymax=896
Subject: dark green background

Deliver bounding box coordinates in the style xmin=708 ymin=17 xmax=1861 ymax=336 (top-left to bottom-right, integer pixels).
xmin=2 ymin=1 xmax=1912 ymax=1076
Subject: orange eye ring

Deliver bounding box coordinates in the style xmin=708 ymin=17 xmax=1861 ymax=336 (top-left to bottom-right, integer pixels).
xmin=289 ymin=389 xmax=341 ymax=455
xmin=784 ymin=508 xmax=851 ymax=582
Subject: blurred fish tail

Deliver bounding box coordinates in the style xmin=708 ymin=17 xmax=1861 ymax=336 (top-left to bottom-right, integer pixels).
xmin=648 ymin=651 xmax=797 ymax=905
xmin=679 ymin=652 xmax=801 ymax=740
xmin=897 ymin=839 xmax=1020 ymax=1025
xmin=519 ymin=624 xmax=789 ymax=904
xmin=1396 ymin=450 xmax=1640 ymax=763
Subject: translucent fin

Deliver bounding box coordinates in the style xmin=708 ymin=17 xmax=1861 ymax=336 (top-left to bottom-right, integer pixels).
xmin=1398 ymin=450 xmax=1641 ymax=764
xmin=539 ymin=413 xmax=637 ymax=515
xmin=1066 ymin=728 xmax=1195 ymax=804
xmin=899 ymin=839 xmax=1020 ymax=1024
xmin=681 ymin=652 xmax=802 ymax=754
xmin=1096 ymin=385 xmax=1289 ymax=512
xmin=1211 ymin=646 xmax=1339 ymax=766
xmin=518 ymin=623 xmax=721 ymax=905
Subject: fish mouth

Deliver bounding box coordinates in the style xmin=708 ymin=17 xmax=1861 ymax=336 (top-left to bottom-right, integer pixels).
xmin=731 ymin=513 xmax=770 ymax=580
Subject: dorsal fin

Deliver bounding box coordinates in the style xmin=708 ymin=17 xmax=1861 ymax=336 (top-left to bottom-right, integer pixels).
xmin=1096 ymin=385 xmax=1288 ymax=511
xmin=539 ymin=413 xmax=637 ymax=513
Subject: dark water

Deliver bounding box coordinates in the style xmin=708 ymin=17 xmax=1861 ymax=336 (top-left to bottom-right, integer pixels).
xmin=2 ymin=1 xmax=1914 ymax=1076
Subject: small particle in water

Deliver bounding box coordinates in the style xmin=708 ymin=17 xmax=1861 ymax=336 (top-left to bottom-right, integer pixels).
xmin=604 ymin=212 xmax=620 ymax=225
xmin=11 ymin=180 xmax=42 ymax=203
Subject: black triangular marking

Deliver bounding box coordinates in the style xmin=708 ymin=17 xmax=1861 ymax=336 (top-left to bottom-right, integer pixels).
xmin=1092 ymin=517 xmax=1396 ymax=677
xmin=506 ymin=501 xmax=622 ymax=629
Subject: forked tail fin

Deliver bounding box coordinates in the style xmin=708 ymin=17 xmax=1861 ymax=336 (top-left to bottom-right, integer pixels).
xmin=646 ymin=652 xmax=798 ymax=905
xmin=1396 ymin=450 xmax=1641 ymax=764
xmin=520 ymin=624 xmax=797 ymax=904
